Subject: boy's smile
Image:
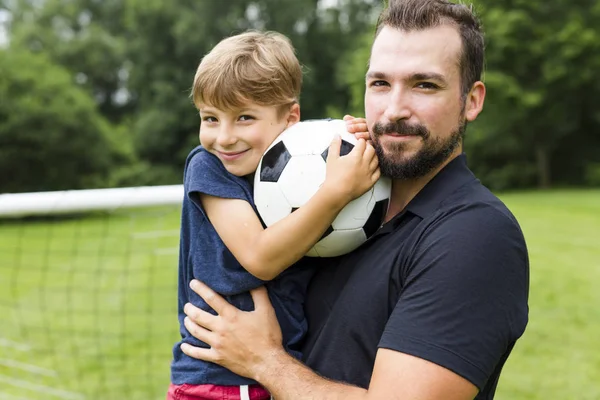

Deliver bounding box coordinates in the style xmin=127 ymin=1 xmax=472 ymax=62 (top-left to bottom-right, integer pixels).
xmin=199 ymin=102 xmax=300 ymax=177
xmin=215 ymin=149 xmax=250 ymax=161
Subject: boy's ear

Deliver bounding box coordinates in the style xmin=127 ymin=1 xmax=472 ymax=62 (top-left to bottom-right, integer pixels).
xmin=286 ymin=103 xmax=301 ymax=127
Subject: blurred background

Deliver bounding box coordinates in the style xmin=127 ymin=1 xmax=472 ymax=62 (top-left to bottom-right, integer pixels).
xmin=0 ymin=0 xmax=598 ymax=399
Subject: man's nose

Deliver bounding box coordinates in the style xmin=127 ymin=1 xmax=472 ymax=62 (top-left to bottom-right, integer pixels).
xmin=384 ymin=87 xmax=412 ymax=122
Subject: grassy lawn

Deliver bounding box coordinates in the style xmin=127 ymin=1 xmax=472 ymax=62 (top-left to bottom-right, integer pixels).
xmin=0 ymin=190 xmax=598 ymax=399
xmin=0 ymin=207 xmax=182 ymax=400
xmin=495 ymin=190 xmax=600 ymax=400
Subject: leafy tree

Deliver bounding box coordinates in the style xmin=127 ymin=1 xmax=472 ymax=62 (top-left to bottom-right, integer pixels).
xmin=5 ymin=0 xmax=596 ymax=190
xmin=0 ymin=48 xmax=129 ymax=192
xmin=6 ymin=0 xmax=130 ymax=122
xmin=467 ymin=0 xmax=600 ymax=188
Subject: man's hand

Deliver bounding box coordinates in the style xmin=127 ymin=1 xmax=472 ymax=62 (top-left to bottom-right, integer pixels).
xmin=180 ymin=279 xmax=285 ymax=380
xmin=180 ymin=280 xmax=478 ymax=400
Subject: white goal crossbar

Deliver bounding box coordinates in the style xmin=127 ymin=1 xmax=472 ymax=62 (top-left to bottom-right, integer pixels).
xmin=0 ymin=185 xmax=184 ymax=218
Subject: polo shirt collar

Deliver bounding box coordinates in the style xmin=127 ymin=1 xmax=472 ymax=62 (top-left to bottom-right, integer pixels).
xmin=402 ymin=153 xmax=477 ymax=220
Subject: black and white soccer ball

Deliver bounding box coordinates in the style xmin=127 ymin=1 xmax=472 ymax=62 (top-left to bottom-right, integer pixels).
xmin=254 ymin=119 xmax=391 ymax=257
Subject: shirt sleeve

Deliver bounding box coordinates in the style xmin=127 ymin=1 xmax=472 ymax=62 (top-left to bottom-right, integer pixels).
xmin=184 ymin=149 xmax=253 ymax=216
xmin=378 ymin=203 xmax=529 ymax=390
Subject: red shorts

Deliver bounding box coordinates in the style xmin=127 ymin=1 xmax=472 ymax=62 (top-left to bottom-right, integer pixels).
xmin=167 ymin=383 xmax=272 ymax=400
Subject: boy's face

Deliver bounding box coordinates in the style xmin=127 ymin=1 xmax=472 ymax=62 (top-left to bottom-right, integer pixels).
xmin=199 ymin=102 xmax=300 ymax=177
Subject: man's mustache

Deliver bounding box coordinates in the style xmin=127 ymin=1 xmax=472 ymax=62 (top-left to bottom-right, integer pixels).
xmin=372 ymin=121 xmax=429 ymax=139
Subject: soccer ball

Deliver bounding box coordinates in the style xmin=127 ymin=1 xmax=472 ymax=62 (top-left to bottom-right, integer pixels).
xmin=254 ymin=119 xmax=391 ymax=257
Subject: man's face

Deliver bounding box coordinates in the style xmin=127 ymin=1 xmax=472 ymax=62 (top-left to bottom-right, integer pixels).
xmin=365 ymin=25 xmax=471 ymax=180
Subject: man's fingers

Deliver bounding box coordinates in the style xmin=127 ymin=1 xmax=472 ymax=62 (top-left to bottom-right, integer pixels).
xmin=184 ymin=302 xmax=218 ymax=331
xmin=249 ymin=286 xmax=271 ymax=311
xmin=189 ymin=279 xmax=232 ymax=317
xmin=180 ymin=342 xmax=216 ymax=363
xmin=184 ymin=316 xmax=216 ymax=344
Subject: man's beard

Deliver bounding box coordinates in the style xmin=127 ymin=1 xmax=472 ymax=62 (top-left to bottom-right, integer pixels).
xmin=371 ymin=119 xmax=466 ymax=180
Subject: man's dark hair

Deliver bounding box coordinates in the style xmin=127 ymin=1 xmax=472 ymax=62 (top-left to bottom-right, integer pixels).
xmin=375 ymin=0 xmax=484 ymax=98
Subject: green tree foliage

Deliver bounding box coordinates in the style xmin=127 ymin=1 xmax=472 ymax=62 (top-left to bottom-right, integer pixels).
xmin=334 ymin=31 xmax=374 ymax=117
xmin=0 ymin=48 xmax=129 ymax=192
xmin=7 ymin=0 xmax=130 ymax=122
xmin=466 ymin=0 xmax=600 ymax=189
xmin=1 ymin=0 xmax=598 ymax=191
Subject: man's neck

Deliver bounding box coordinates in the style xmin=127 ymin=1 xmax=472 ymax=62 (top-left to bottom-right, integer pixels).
xmin=384 ymin=150 xmax=461 ymax=222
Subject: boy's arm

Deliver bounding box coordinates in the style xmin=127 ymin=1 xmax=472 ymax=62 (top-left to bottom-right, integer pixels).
xmin=202 ymin=137 xmax=379 ymax=281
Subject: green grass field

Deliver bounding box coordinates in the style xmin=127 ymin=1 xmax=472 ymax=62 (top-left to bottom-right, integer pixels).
xmin=0 ymin=207 xmax=182 ymax=399
xmin=494 ymin=190 xmax=600 ymax=400
xmin=0 ymin=190 xmax=598 ymax=399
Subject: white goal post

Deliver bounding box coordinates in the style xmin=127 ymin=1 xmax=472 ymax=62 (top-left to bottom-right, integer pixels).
xmin=0 ymin=185 xmax=184 ymax=218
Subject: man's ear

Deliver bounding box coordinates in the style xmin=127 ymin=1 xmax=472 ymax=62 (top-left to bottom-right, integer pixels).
xmin=465 ymin=81 xmax=485 ymax=122
xmin=286 ymin=103 xmax=301 ymax=127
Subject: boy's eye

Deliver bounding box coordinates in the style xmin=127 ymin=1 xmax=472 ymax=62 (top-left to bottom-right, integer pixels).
xmin=239 ymin=115 xmax=255 ymax=121
xmin=202 ymin=116 xmax=217 ymax=123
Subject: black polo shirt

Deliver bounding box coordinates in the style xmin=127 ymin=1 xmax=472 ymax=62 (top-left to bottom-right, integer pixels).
xmin=302 ymin=154 xmax=529 ymax=400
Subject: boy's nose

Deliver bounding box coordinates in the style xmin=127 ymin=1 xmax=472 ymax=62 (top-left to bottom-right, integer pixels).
xmin=216 ymin=130 xmax=238 ymax=147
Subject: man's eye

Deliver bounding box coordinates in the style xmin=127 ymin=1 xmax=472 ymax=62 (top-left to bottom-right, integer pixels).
xmin=416 ymin=82 xmax=439 ymax=90
xmin=371 ymin=80 xmax=388 ymax=87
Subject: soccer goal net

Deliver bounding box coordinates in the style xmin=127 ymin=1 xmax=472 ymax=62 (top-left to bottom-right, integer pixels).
xmin=0 ymin=185 xmax=184 ymax=400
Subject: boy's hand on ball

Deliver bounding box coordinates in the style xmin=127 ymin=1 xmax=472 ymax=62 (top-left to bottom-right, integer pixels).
xmin=344 ymin=115 xmax=370 ymax=142
xmin=323 ymin=135 xmax=380 ymax=204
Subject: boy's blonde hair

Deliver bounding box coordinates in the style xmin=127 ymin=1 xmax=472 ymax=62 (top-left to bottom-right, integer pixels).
xmin=192 ymin=31 xmax=302 ymax=117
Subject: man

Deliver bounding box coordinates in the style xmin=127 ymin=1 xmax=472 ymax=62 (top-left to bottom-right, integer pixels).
xmin=179 ymin=0 xmax=529 ymax=399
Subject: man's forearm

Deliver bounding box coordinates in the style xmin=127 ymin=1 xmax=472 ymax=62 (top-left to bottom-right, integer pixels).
xmin=255 ymin=349 xmax=368 ymax=400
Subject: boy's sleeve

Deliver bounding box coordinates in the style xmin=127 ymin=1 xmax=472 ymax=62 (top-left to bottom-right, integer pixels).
xmin=378 ymin=204 xmax=529 ymax=390
xmin=184 ymin=150 xmax=252 ymax=215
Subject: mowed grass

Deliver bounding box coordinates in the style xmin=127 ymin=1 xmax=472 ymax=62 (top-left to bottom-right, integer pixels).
xmin=0 ymin=207 xmax=182 ymax=400
xmin=0 ymin=190 xmax=598 ymax=399
xmin=494 ymin=190 xmax=600 ymax=400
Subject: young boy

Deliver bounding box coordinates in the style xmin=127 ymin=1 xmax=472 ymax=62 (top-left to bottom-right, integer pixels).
xmin=168 ymin=31 xmax=379 ymax=400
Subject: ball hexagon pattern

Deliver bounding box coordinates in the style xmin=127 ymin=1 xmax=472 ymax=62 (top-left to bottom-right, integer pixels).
xmin=254 ymin=119 xmax=392 ymax=257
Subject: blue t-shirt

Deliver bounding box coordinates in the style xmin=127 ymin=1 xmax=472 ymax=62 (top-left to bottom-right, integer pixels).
xmin=171 ymin=146 xmax=316 ymax=386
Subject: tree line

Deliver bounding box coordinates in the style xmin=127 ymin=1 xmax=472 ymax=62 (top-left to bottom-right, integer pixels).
xmin=1 ymin=0 xmax=598 ymax=193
